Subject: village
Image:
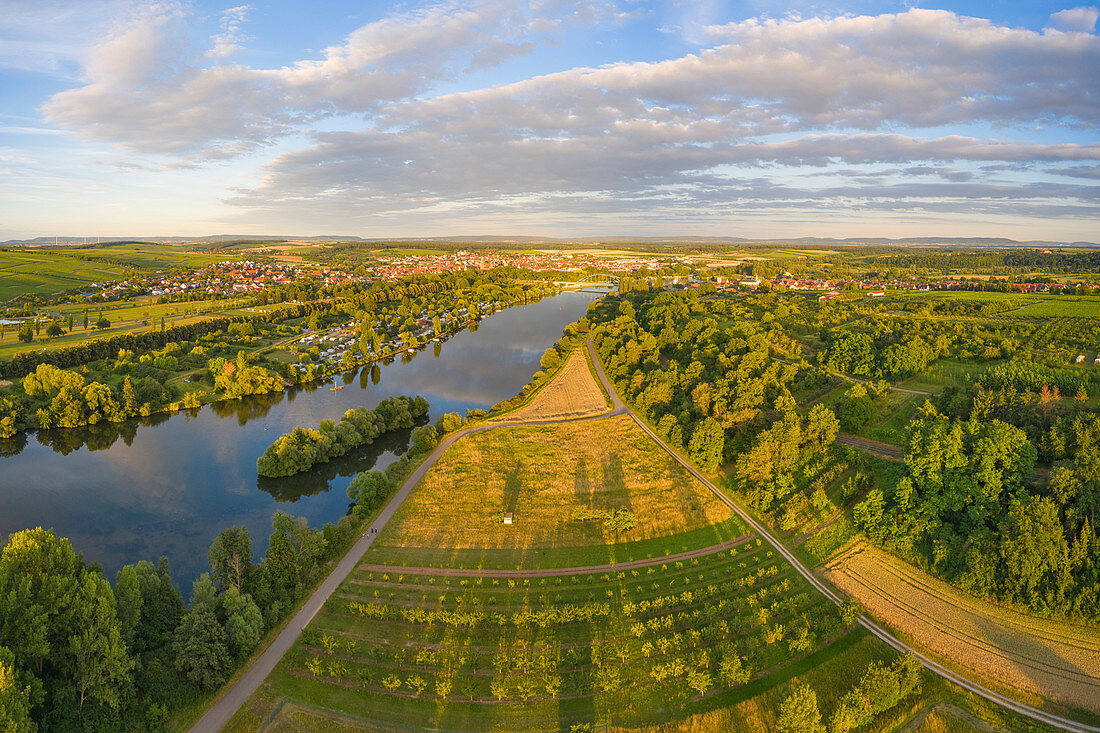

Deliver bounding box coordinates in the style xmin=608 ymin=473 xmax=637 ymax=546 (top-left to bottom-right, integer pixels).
xmin=67 ymin=249 xmax=1085 ymax=306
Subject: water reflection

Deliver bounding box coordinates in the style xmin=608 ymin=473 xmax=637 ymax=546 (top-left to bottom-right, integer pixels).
xmin=255 ymin=427 xmax=414 ymax=503
xmin=0 ymin=292 xmax=600 ymax=587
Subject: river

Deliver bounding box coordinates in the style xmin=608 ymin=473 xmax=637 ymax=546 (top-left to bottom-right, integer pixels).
xmin=0 ymin=291 xmax=601 ymax=588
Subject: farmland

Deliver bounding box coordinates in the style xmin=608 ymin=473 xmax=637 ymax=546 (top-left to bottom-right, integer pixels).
xmin=212 ymin=328 xmax=1046 ymax=733
xmin=372 ymin=414 xmax=736 ymax=557
xmin=0 ymin=295 xmax=256 ymax=358
xmin=0 ymin=250 xmax=132 ymax=301
xmin=229 ymin=536 xmax=867 ymax=732
xmin=822 ymin=543 xmax=1100 ymax=714
xmin=492 ymin=348 xmax=610 ymax=422
xmin=0 ymin=243 xmax=233 ymax=303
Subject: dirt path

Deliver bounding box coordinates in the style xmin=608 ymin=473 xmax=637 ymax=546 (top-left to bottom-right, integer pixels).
xmin=836 ymin=432 xmax=904 ymax=461
xmin=355 ymin=534 xmax=753 ymax=578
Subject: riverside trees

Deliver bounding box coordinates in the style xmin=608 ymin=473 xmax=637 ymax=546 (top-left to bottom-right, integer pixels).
xmin=0 ymin=507 xmax=362 ymax=731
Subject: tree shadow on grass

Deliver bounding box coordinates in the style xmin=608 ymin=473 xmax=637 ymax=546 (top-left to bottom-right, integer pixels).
xmin=503 ymin=462 xmax=523 ymax=516
xmin=575 ymin=457 xmax=592 ymax=503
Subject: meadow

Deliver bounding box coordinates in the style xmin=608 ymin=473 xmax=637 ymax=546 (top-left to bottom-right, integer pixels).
xmin=823 ymin=543 xmax=1100 ymax=715
xmin=374 ymin=414 xmax=735 ymax=555
xmin=492 ymin=348 xmax=610 ymax=422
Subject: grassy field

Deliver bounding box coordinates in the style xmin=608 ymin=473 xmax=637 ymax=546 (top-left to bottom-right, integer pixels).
xmin=0 ymin=250 xmax=131 ymax=301
xmin=493 ymin=349 xmax=610 ymax=422
xmin=1006 ymin=296 xmax=1100 ymax=319
xmin=823 ymin=543 xmax=1100 ymax=715
xmin=0 ymin=296 xmax=255 ymax=357
xmin=374 ymin=415 xmax=734 ymax=555
xmin=68 ymin=242 xmax=229 ymax=270
xmin=0 ymin=244 xmax=233 ymax=302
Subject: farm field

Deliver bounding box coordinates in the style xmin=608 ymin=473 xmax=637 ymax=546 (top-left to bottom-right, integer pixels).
xmin=0 ymin=296 xmax=255 ymax=357
xmin=227 ymin=539 xmax=867 ymax=732
xmin=0 ymin=250 xmax=131 ymax=301
xmin=822 ymin=543 xmax=1100 ymax=714
xmin=492 ymin=348 xmax=610 ymax=422
xmin=0 ymin=243 xmax=233 ymax=303
xmin=1006 ymin=296 xmax=1100 ymax=319
xmin=372 ymin=414 xmax=735 ymax=557
xmin=61 ymin=241 xmax=231 ymax=270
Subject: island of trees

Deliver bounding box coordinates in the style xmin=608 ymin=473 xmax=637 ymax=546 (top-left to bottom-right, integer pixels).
xmin=256 ymin=395 xmax=429 ymax=477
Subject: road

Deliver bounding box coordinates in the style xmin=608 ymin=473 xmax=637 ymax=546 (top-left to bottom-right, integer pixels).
xmin=835 ymin=432 xmax=904 ymax=460
xmin=583 ymin=338 xmax=1100 ymax=733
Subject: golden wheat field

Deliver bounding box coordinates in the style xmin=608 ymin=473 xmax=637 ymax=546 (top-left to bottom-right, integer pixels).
xmin=378 ymin=414 xmax=732 ymax=550
xmin=494 ymin=348 xmax=609 ymax=422
xmin=823 ymin=543 xmax=1100 ymax=712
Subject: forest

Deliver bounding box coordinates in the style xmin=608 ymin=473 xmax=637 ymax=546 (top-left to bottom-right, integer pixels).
xmin=589 ymin=285 xmax=1100 ymax=622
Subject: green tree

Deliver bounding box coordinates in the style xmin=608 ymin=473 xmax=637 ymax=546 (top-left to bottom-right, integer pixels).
xmin=68 ymin=573 xmax=132 ymax=718
xmin=998 ymin=496 xmax=1069 ymax=611
xmin=114 ymin=566 xmax=143 ymax=649
xmin=777 ymin=683 xmax=825 ymax=733
xmin=218 ymin=588 xmax=263 ymax=662
xmin=687 ymin=417 xmax=724 ymax=472
xmin=17 ymin=324 xmax=32 ymax=343
xmin=0 ymin=646 xmax=34 ymax=733
xmin=347 ymin=470 xmax=391 ymax=513
xmin=207 ymin=527 xmax=253 ymax=593
xmin=171 ymin=610 xmax=230 ymax=689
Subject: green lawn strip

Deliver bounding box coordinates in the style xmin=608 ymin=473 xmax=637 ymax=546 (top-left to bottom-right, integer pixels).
xmin=362 ymin=515 xmax=749 ymax=570
xmin=582 ymin=345 xmax=613 ymax=409
xmin=865 ymin=392 xmax=921 ymax=445
xmin=344 ymin=546 xmax=769 ymax=598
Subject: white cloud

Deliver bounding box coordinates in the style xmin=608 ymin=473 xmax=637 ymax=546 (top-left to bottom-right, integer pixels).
xmin=207 ymin=5 xmax=251 ymax=59
xmin=0 ymin=0 xmax=132 ymax=75
xmin=34 ymin=4 xmax=1100 ymax=236
xmin=1047 ymin=6 xmax=1099 ymax=33
xmin=43 ymin=0 xmax=625 ymax=158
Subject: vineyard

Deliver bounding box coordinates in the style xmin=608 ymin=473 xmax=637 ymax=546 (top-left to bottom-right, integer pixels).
xmin=494 ymin=348 xmax=610 ymax=422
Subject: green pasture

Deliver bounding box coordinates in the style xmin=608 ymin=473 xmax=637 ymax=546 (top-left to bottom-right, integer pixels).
xmin=1006 ymin=296 xmax=1100 ymax=319
xmin=0 ymin=251 xmax=130 ymax=302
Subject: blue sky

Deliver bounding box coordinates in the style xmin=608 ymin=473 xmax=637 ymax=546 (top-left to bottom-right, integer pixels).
xmin=0 ymin=0 xmax=1097 ymax=241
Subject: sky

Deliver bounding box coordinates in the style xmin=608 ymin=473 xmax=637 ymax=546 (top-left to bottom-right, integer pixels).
xmin=0 ymin=0 xmax=1098 ymax=242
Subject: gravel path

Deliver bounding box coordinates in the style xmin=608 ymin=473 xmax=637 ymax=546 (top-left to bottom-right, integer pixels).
xmin=354 ymin=534 xmax=753 ymax=578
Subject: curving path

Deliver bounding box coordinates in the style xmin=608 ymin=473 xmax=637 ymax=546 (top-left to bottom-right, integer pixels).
xmin=585 ymin=338 xmax=1100 ymax=733
xmin=190 ymin=347 xmax=625 ymax=732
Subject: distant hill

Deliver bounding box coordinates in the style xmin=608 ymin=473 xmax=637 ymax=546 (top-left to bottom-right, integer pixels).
xmin=2 ymin=234 xmax=1096 ymax=249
